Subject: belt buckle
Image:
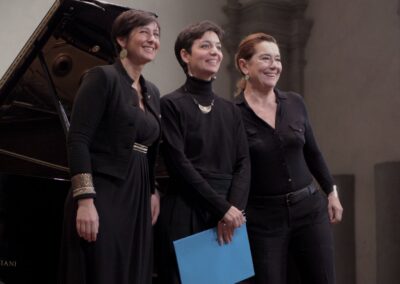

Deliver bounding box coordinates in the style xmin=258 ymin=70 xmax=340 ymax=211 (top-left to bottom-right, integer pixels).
xmin=133 ymin=142 xmax=148 ymax=154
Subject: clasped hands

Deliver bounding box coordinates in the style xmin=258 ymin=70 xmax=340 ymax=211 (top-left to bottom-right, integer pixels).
xmin=217 ymin=206 xmax=246 ymax=245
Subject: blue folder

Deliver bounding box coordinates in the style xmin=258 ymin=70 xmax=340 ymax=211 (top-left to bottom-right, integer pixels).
xmin=173 ymin=224 xmax=254 ymax=284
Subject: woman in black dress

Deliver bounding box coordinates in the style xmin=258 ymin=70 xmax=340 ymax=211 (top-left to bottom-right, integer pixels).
xmin=157 ymin=21 xmax=250 ymax=283
xmin=59 ymin=10 xmax=161 ymax=284
xmin=234 ymin=33 xmax=343 ymax=283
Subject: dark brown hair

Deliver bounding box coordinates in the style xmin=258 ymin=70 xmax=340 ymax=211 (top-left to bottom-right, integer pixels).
xmin=111 ymin=9 xmax=160 ymax=54
xmin=234 ymin=33 xmax=278 ymax=95
xmin=174 ymin=20 xmax=224 ymax=73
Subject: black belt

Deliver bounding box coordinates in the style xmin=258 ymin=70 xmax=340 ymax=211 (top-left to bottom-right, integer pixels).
xmin=248 ymin=184 xmax=317 ymax=207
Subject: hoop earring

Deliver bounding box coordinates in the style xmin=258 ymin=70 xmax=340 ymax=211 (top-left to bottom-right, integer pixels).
xmin=119 ymin=48 xmax=128 ymax=59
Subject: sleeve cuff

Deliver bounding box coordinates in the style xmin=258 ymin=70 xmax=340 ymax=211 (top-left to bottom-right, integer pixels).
xmin=71 ymin=173 xmax=96 ymax=199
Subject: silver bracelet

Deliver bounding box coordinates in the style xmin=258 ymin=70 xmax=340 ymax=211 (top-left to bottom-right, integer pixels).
xmin=331 ymin=185 xmax=339 ymax=198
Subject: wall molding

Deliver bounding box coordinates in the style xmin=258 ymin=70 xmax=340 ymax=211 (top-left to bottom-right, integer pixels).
xmin=223 ymin=0 xmax=312 ymax=96
xmin=398 ymin=0 xmax=400 ymax=16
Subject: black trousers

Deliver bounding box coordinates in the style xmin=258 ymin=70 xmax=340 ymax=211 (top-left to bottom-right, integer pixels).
xmin=244 ymin=187 xmax=335 ymax=284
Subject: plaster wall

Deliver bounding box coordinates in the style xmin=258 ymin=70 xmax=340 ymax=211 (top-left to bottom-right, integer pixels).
xmin=305 ymin=1 xmax=400 ymax=283
xmin=113 ymin=0 xmax=230 ymax=98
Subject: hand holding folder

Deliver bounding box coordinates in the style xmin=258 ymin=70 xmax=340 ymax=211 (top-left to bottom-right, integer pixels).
xmin=173 ymin=224 xmax=254 ymax=284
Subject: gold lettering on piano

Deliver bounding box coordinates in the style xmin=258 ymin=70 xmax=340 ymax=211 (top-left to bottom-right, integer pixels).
xmin=0 ymin=259 xmax=17 ymax=267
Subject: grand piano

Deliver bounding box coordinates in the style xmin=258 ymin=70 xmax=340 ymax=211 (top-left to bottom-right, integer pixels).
xmin=0 ymin=1 xmax=131 ymax=283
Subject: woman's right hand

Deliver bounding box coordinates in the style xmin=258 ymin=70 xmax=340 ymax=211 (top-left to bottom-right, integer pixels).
xmin=217 ymin=206 xmax=245 ymax=244
xmin=76 ymin=198 xmax=99 ymax=242
xmin=222 ymin=206 xmax=246 ymax=228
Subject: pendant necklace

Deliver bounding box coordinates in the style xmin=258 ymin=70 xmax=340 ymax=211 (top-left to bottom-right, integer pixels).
xmin=191 ymin=96 xmax=215 ymax=114
xmin=184 ymin=86 xmax=215 ymax=114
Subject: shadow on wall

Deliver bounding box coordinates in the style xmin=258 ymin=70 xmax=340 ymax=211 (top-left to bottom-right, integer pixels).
xmin=375 ymin=161 xmax=400 ymax=284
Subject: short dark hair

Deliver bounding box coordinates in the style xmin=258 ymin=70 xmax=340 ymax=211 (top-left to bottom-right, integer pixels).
xmin=174 ymin=20 xmax=224 ymax=73
xmin=111 ymin=9 xmax=159 ymax=54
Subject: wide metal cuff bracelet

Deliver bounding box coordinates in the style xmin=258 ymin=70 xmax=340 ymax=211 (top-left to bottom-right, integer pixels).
xmin=71 ymin=173 xmax=96 ymax=198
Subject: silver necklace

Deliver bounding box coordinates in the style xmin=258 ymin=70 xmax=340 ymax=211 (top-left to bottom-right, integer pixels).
xmin=191 ymin=96 xmax=215 ymax=114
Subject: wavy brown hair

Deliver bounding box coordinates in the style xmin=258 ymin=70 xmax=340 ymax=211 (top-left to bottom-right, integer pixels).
xmin=234 ymin=33 xmax=278 ymax=95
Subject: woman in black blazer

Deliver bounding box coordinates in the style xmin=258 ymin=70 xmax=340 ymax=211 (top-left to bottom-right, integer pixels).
xmin=59 ymin=10 xmax=161 ymax=284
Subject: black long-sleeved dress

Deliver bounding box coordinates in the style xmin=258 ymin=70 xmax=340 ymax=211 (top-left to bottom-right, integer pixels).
xmin=157 ymin=76 xmax=250 ymax=283
xmin=59 ymin=60 xmax=160 ymax=284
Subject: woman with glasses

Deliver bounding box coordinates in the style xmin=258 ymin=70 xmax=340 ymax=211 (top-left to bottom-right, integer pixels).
xmin=59 ymin=10 xmax=161 ymax=284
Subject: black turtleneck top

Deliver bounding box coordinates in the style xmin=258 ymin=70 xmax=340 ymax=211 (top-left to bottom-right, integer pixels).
xmin=160 ymin=76 xmax=250 ymax=219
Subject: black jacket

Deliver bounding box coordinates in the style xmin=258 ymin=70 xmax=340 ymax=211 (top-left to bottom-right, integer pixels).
xmin=67 ymin=60 xmax=161 ymax=193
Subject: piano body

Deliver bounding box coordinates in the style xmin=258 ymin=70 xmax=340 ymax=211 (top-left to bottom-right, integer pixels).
xmin=0 ymin=1 xmax=130 ymax=282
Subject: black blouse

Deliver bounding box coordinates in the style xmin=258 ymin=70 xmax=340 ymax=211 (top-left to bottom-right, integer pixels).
xmin=160 ymin=76 xmax=250 ymax=219
xmin=235 ymin=89 xmax=334 ymax=196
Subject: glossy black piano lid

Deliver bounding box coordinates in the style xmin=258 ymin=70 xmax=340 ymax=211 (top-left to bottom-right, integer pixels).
xmin=0 ymin=0 xmax=130 ymax=180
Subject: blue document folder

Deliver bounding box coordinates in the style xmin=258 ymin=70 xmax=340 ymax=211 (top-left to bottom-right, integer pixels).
xmin=173 ymin=224 xmax=254 ymax=284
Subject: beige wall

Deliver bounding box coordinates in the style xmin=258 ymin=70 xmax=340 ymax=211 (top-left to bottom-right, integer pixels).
xmin=0 ymin=0 xmax=229 ymax=97
xmin=305 ymin=1 xmax=400 ymax=283
xmin=113 ymin=0 xmax=230 ymax=98
xmin=0 ymin=0 xmax=59 ymax=87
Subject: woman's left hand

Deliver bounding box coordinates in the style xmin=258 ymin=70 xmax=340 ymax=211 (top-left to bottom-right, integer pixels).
xmin=217 ymin=221 xmax=235 ymax=245
xmin=151 ymin=190 xmax=160 ymax=225
xmin=327 ymin=193 xmax=343 ymax=224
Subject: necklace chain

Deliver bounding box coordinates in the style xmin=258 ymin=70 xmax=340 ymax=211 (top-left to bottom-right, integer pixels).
xmin=184 ymin=86 xmax=215 ymax=114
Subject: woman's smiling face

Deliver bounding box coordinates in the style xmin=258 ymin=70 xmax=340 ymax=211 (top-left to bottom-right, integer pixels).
xmin=242 ymin=41 xmax=282 ymax=90
xmin=120 ymin=21 xmax=160 ymax=65
xmin=181 ymin=31 xmax=223 ymax=80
